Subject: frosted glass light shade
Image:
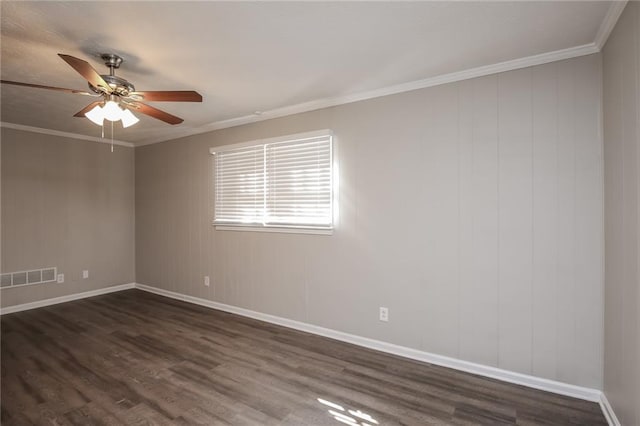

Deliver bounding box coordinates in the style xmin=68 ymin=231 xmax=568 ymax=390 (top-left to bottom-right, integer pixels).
xmin=83 ymin=99 xmax=139 ymax=128
xmin=85 ymin=105 xmax=104 ymax=126
xmin=102 ymin=100 xmax=123 ymax=121
xmin=121 ymin=108 xmax=140 ymax=128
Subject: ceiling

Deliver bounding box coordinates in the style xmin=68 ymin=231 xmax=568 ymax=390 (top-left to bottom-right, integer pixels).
xmin=0 ymin=1 xmax=618 ymax=145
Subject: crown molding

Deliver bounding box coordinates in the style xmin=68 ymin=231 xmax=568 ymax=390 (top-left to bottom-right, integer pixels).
xmin=594 ymin=1 xmax=628 ymax=50
xmin=6 ymin=2 xmax=626 ymax=150
xmin=137 ymin=41 xmax=600 ymax=147
xmin=0 ymin=122 xmax=134 ymax=147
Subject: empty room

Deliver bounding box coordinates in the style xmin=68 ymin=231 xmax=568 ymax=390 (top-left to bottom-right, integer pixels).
xmin=1 ymin=1 xmax=638 ymax=425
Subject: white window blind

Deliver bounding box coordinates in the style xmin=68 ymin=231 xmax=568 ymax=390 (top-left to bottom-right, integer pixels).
xmin=212 ymin=130 xmax=333 ymax=231
xmin=214 ymin=144 xmax=265 ymax=225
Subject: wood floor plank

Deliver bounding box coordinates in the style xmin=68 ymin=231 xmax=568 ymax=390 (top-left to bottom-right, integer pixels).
xmin=1 ymin=290 xmax=607 ymax=425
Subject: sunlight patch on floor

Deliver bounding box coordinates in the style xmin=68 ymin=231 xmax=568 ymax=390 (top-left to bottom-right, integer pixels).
xmin=318 ymin=397 xmax=379 ymax=425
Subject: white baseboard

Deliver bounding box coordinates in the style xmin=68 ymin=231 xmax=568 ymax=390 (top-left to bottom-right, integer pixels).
xmin=1 ymin=280 xmax=615 ymax=423
xmin=599 ymin=393 xmax=621 ymax=426
xmin=0 ymin=283 xmax=136 ymax=315
xmin=134 ymin=283 xmax=604 ymax=405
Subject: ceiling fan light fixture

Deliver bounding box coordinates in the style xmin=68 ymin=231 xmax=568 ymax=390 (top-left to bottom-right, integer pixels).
xmin=85 ymin=104 xmax=105 ymax=126
xmin=3 ymin=53 xmax=202 ymax=129
xmin=121 ymin=108 xmax=140 ymax=128
xmin=102 ymin=99 xmax=123 ymax=121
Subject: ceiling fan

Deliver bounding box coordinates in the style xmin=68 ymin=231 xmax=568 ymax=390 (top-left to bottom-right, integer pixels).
xmin=1 ymin=53 xmax=202 ymax=127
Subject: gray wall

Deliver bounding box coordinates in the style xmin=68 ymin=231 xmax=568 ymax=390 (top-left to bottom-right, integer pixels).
xmin=1 ymin=128 xmax=135 ymax=307
xmin=603 ymin=2 xmax=640 ymax=425
xmin=136 ymin=54 xmax=604 ymax=389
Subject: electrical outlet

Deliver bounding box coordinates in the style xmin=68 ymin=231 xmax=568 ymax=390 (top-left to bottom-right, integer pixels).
xmin=204 ymin=276 xmax=210 ymax=287
xmin=379 ymin=307 xmax=389 ymax=322
xmin=57 ymin=273 xmax=65 ymax=283
xmin=82 ymin=270 xmax=89 ymax=279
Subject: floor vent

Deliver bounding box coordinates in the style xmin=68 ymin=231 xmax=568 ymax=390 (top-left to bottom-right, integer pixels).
xmin=1 ymin=267 xmax=58 ymax=289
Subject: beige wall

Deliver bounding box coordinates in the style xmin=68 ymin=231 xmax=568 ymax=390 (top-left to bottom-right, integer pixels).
xmin=136 ymin=54 xmax=604 ymax=389
xmin=603 ymin=2 xmax=640 ymax=425
xmin=1 ymin=128 xmax=135 ymax=307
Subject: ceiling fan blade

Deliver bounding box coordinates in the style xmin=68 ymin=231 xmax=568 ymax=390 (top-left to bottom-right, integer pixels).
xmin=129 ymin=91 xmax=202 ymax=102
xmin=128 ymin=101 xmax=183 ymax=125
xmin=58 ymin=54 xmax=111 ymax=93
xmin=1 ymin=80 xmax=97 ymax=96
xmin=73 ymin=101 xmax=103 ymax=117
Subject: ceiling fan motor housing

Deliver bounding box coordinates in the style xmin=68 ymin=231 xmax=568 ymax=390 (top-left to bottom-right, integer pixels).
xmin=89 ymin=75 xmax=135 ymax=96
xmin=88 ymin=54 xmax=135 ymax=96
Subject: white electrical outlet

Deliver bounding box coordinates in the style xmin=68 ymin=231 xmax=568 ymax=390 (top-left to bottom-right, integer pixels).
xmin=82 ymin=270 xmax=89 ymax=279
xmin=204 ymin=276 xmax=210 ymax=287
xmin=57 ymin=273 xmax=65 ymax=283
xmin=379 ymin=307 xmax=389 ymax=322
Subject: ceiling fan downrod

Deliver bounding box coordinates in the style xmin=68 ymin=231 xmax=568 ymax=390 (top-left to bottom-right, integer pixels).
xmin=101 ymin=53 xmax=123 ymax=76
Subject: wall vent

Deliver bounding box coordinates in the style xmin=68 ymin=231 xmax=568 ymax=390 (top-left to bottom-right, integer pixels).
xmin=0 ymin=267 xmax=58 ymax=289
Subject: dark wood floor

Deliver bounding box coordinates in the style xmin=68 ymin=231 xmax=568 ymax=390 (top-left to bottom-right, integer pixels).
xmin=1 ymin=290 xmax=606 ymax=425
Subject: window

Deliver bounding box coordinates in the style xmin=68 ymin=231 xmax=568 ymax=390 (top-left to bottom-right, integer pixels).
xmin=211 ymin=130 xmax=333 ymax=233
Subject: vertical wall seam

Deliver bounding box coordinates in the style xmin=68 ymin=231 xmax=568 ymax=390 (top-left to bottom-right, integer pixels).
xmin=457 ymin=84 xmax=462 ymax=359
xmin=634 ymin=9 xmax=640 ymax=422
xmin=554 ymin=61 xmax=560 ymax=381
xmin=597 ymin=52 xmax=605 ymax=390
xmin=571 ymin=59 xmax=578 ymax=384
xmin=530 ymin=68 xmax=535 ymax=376
xmin=497 ymin=74 xmax=502 ymax=369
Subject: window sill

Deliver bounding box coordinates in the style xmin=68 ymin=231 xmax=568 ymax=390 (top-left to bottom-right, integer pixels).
xmin=214 ymin=225 xmax=333 ymax=235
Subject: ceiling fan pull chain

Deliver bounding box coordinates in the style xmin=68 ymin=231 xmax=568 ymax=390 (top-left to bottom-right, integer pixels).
xmin=111 ymin=121 xmax=114 ymax=153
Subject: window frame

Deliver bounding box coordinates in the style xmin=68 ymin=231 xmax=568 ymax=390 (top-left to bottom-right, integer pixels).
xmin=210 ymin=129 xmax=335 ymax=235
